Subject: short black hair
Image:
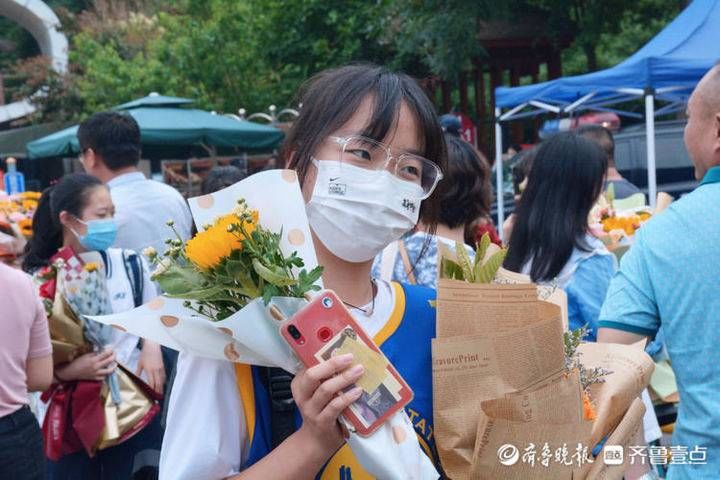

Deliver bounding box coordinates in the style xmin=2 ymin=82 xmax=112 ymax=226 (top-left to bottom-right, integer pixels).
xmin=440 ymin=134 xmax=492 ymax=229
xmin=576 ymin=124 xmax=614 ymax=163
xmin=77 ymin=112 xmax=142 ymax=170
xmin=284 ymin=64 xmax=447 ymax=229
xmin=201 ymin=166 xmax=246 ymax=194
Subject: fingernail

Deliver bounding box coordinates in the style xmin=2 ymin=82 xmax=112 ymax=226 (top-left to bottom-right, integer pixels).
xmin=350 ymin=364 xmax=364 ymax=376
xmin=349 ymin=386 xmax=363 ymax=397
xmin=337 ymin=353 xmax=354 ymax=364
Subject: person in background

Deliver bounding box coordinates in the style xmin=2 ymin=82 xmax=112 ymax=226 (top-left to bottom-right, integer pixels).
xmin=0 ymin=262 xmax=53 ymax=480
xmin=439 ymin=113 xmax=500 ymax=247
xmin=77 ymin=111 xmax=189 ymax=449
xmin=502 ymin=146 xmax=537 ymax=241
xmin=597 ymin=64 xmax=720 ymax=480
xmin=201 ymin=165 xmax=246 ymax=195
xmin=577 ymin=124 xmax=642 ymax=200
xmin=463 ymin=142 xmax=500 ymax=247
xmin=22 ymin=173 xmax=164 ymax=480
xmin=77 ymin=112 xmax=193 ymax=257
xmin=502 ymin=132 xmax=614 ymax=339
xmin=439 ymin=113 xmax=462 ymax=136
xmin=373 ymin=133 xmax=490 ymax=288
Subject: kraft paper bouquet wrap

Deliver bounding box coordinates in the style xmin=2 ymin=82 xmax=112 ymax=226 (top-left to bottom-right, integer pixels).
xmin=433 ymin=238 xmax=654 ymax=479
xmin=90 ymin=169 xmax=439 ymax=480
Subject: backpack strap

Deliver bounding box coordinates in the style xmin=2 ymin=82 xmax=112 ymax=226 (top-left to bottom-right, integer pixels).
xmin=378 ymin=241 xmax=399 ymax=282
xmin=121 ymin=250 xmax=144 ymax=308
xmin=261 ymin=367 xmax=297 ymax=448
xmin=397 ymin=240 xmax=417 ymax=285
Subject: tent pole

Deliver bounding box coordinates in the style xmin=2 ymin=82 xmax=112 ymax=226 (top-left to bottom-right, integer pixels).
xmin=644 ymin=91 xmax=657 ymax=208
xmin=495 ymin=107 xmax=505 ymax=242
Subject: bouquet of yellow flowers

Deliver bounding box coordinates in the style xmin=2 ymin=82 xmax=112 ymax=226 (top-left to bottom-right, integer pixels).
xmin=0 ymin=191 xmax=41 ymax=260
xmin=146 ymin=199 xmax=322 ymax=321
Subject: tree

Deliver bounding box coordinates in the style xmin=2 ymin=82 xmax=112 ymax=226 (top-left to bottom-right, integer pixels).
xmin=17 ymin=0 xmax=687 ymax=123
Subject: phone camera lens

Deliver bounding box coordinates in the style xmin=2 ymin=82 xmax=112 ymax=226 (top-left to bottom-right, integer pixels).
xmin=288 ymin=325 xmax=302 ymax=340
xmin=322 ymin=297 xmax=333 ymax=309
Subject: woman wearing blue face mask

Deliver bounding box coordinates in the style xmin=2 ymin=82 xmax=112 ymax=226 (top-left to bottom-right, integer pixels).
xmin=23 ymin=173 xmax=165 ymax=480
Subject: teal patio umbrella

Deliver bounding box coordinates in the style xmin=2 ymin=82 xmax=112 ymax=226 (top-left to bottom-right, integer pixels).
xmin=26 ymin=94 xmax=284 ymax=159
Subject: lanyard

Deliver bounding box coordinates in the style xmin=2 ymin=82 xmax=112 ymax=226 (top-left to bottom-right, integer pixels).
xmin=700 ymin=166 xmax=720 ymax=186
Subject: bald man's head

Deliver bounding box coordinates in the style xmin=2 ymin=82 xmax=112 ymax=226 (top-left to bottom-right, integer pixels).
xmin=684 ymin=65 xmax=720 ymax=180
xmin=694 ymin=64 xmax=720 ymax=118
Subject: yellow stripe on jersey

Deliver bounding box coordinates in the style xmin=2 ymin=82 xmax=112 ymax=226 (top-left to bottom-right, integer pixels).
xmin=234 ymin=363 xmax=256 ymax=444
xmin=373 ymin=282 xmax=405 ymax=345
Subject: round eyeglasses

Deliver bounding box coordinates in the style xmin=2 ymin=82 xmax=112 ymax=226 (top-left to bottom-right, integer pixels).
xmin=331 ymin=135 xmax=443 ymax=199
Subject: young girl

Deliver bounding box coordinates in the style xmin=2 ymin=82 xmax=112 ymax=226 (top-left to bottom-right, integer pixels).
xmin=23 ymin=173 xmax=166 ymax=480
xmin=160 ymin=64 xmax=447 ymax=479
xmin=502 ymin=132 xmax=615 ymax=339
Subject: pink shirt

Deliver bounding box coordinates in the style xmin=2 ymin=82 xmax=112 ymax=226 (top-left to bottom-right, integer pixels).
xmin=0 ymin=263 xmax=52 ymax=417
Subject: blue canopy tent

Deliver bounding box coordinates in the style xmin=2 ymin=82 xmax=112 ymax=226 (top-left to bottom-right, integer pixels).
xmin=493 ymin=0 xmax=720 ymax=237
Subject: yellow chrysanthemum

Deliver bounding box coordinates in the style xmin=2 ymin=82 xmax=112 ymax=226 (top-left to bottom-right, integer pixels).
xmin=18 ymin=217 xmax=33 ymax=237
xmin=20 ymin=191 xmax=42 ymax=200
xmin=185 ymin=210 xmax=258 ymax=270
xmin=84 ymin=262 xmax=100 ymax=272
xmin=22 ymin=199 xmax=38 ymax=211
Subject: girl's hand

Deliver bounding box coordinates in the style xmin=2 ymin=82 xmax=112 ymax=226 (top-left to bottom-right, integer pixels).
xmin=291 ymin=353 xmax=364 ymax=453
xmin=56 ymin=349 xmax=116 ymax=382
xmin=137 ymin=340 xmax=166 ymax=394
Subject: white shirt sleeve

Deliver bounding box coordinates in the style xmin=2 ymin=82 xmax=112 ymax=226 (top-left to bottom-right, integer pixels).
xmin=160 ymin=352 xmax=247 ymax=480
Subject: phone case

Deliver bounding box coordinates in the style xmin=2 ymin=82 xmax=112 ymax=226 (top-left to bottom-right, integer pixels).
xmin=280 ymin=290 xmax=413 ymax=437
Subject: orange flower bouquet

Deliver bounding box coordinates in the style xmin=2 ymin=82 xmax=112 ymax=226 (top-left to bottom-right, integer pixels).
xmin=0 ymin=191 xmax=41 ymax=260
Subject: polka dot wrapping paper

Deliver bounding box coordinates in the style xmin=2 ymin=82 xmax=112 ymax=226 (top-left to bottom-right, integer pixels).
xmin=88 ymin=169 xmax=439 ymax=480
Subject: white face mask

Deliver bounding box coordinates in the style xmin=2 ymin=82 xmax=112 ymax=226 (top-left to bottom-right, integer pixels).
xmin=306 ymin=160 xmax=423 ymax=263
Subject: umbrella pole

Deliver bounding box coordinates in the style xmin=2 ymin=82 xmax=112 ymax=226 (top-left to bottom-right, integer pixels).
xmin=495 ymin=107 xmax=505 ymax=242
xmin=644 ymin=90 xmax=657 ymax=209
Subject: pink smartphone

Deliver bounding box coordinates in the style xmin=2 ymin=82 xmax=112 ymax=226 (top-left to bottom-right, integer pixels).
xmin=280 ymin=290 xmax=413 ymax=436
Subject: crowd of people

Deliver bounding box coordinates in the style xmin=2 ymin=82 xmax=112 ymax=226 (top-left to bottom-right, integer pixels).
xmin=1 ymin=62 xmax=719 ymax=480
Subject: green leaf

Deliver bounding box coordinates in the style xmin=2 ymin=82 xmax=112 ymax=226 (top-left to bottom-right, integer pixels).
xmin=474 ymin=249 xmax=507 ymax=283
xmin=262 ymin=284 xmax=281 ymax=305
xmin=455 ymin=241 xmax=474 ymax=282
xmin=298 ymin=266 xmax=323 ymax=289
xmin=475 ymin=233 xmax=491 ymax=268
xmin=165 ymin=284 xmax=229 ymax=301
xmin=441 ymin=258 xmax=463 ymax=280
xmin=606 ymin=182 xmax=616 ymax=204
xmin=224 ymin=258 xmax=248 ymax=278
xmin=155 ymin=264 xmax=206 ymax=295
xmin=252 ymin=258 xmax=298 ymax=287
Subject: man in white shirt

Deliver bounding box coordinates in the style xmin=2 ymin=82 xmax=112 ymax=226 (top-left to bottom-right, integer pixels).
xmin=77 ymin=112 xmax=193 ymax=256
